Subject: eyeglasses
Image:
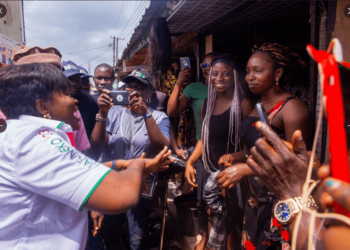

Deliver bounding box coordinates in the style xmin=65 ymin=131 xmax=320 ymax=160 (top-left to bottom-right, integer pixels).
xmin=200 ymin=63 xmax=211 ymax=69
xmin=94 ymin=77 xmax=113 ymax=82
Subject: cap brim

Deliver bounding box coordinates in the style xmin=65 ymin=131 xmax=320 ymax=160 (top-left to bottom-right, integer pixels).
xmin=81 ymin=74 xmax=93 ymax=78
xmin=63 ymin=70 xmax=84 ymax=78
xmin=122 ymin=75 xmax=150 ymax=85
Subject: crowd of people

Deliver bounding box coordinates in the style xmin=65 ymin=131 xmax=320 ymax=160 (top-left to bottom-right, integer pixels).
xmin=0 ymin=17 xmax=350 ymax=250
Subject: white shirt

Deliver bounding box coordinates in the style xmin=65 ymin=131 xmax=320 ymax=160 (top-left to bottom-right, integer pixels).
xmin=0 ymin=115 xmax=111 ymax=250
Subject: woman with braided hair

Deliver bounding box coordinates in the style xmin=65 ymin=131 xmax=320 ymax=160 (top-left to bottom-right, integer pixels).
xmin=185 ymin=54 xmax=253 ymax=250
xmin=218 ymin=43 xmax=313 ymax=249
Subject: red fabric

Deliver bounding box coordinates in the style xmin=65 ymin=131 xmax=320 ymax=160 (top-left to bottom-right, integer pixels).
xmin=245 ymin=240 xmax=257 ymax=250
xmin=66 ymin=132 xmax=75 ymax=148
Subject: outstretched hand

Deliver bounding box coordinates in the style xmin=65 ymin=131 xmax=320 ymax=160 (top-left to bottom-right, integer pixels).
xmin=140 ymin=146 xmax=174 ymax=175
xmin=246 ymin=121 xmax=311 ymax=200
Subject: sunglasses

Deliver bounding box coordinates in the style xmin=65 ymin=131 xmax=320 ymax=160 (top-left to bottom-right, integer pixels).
xmin=94 ymin=77 xmax=113 ymax=82
xmin=200 ymin=63 xmax=211 ymax=69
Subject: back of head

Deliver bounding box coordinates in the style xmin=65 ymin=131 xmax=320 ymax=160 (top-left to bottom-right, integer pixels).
xmin=0 ymin=63 xmax=71 ymax=119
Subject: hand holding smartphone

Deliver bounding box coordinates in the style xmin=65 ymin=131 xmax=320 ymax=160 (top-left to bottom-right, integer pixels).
xmin=108 ymin=90 xmax=131 ymax=106
xmin=180 ymin=57 xmax=191 ymax=70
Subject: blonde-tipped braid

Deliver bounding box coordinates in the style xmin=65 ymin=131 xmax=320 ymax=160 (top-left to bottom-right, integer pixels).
xmin=201 ymin=68 xmax=242 ymax=174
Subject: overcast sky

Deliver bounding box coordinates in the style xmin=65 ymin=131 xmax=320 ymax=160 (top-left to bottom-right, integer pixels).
xmin=24 ymin=1 xmax=150 ymax=74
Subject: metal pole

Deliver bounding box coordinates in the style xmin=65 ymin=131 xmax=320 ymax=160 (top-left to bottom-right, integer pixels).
xmin=116 ymin=37 xmax=124 ymax=67
xmin=111 ymin=36 xmax=116 ymax=67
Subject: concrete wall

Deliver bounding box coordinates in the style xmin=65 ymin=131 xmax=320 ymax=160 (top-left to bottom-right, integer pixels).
xmin=333 ymin=1 xmax=350 ymax=62
xmin=0 ymin=0 xmax=25 ymax=43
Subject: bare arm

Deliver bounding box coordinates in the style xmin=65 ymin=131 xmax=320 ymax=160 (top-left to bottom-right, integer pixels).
xmin=85 ymin=159 xmax=144 ymax=214
xmin=281 ymin=99 xmax=314 ymax=149
xmin=167 ymin=67 xmax=191 ymax=117
xmin=90 ymin=90 xmax=112 ymax=158
xmin=144 ymin=116 xmax=170 ymax=153
xmin=85 ymin=147 xmax=174 ymax=214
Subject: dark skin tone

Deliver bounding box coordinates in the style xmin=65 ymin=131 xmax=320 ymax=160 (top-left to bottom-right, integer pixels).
xmin=90 ymin=79 xmax=170 ymax=158
xmin=167 ymin=55 xmax=216 ymax=159
xmin=217 ymin=52 xmax=314 ymax=189
xmin=93 ymin=66 xmax=114 ymax=96
xmin=68 ymin=74 xmax=83 ymax=98
xmin=81 ymin=77 xmax=91 ymax=93
xmin=246 ymin=122 xmax=325 ymax=250
xmin=36 ymin=91 xmax=80 ymax=131
xmin=184 ymin=62 xmax=253 ymax=250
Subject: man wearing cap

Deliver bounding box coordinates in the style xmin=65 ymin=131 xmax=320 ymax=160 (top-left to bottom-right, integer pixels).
xmin=62 ymin=61 xmax=99 ymax=142
xmin=12 ymin=47 xmax=90 ymax=153
xmin=90 ymin=68 xmax=170 ymax=250
xmin=78 ymin=66 xmax=93 ymax=93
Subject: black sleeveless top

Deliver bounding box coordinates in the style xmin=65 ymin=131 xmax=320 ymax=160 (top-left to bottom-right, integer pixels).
xmin=239 ymin=97 xmax=296 ymax=153
xmin=202 ymin=98 xmax=240 ymax=172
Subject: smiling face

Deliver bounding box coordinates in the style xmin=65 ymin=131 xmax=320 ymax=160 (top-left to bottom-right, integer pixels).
xmin=210 ymin=62 xmax=234 ymax=93
xmin=94 ymin=66 xmax=114 ymax=95
xmin=245 ymin=52 xmax=283 ymax=94
xmin=46 ymin=91 xmax=80 ymax=131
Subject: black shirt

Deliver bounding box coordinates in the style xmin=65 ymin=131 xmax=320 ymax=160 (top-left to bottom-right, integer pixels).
xmin=77 ymin=91 xmax=99 ymax=140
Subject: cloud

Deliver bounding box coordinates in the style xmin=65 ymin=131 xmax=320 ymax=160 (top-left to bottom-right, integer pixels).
xmin=23 ymin=1 xmax=150 ymax=75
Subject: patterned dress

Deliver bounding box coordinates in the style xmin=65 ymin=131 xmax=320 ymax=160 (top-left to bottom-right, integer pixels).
xmin=159 ymin=61 xmax=196 ymax=149
xmin=239 ymin=98 xmax=296 ymax=250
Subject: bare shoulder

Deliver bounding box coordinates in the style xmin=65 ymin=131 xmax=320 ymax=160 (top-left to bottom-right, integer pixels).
xmin=281 ymin=97 xmax=311 ymax=120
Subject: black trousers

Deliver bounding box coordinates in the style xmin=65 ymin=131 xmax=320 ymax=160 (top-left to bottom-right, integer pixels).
xmin=195 ymin=158 xmax=211 ymax=232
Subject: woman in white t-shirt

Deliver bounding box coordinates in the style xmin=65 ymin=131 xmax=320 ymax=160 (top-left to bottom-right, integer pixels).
xmin=0 ymin=63 xmax=172 ymax=250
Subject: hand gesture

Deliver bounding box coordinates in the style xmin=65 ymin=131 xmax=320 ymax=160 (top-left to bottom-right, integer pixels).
xmin=185 ymin=160 xmax=197 ymax=187
xmin=175 ymin=148 xmax=187 ymax=160
xmin=139 ymin=147 xmax=174 ymax=175
xmin=97 ymin=89 xmax=113 ymax=116
xmin=218 ymin=154 xmax=235 ymax=168
xmin=176 ymin=67 xmax=191 ymax=85
xmin=126 ymin=88 xmax=148 ymax=115
xmin=246 ymin=122 xmax=310 ymax=200
xmin=91 ymin=211 xmax=104 ymax=236
xmin=216 ymin=164 xmax=246 ymax=189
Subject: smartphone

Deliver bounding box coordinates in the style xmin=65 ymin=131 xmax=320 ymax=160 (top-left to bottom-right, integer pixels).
xmin=108 ymin=90 xmax=131 ymax=105
xmin=256 ymin=103 xmax=269 ymax=125
xmin=183 ymin=146 xmax=194 ymax=160
xmin=180 ymin=57 xmax=191 ymax=70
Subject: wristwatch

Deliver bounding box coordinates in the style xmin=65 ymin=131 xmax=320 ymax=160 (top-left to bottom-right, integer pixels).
xmin=274 ymin=196 xmax=318 ymax=225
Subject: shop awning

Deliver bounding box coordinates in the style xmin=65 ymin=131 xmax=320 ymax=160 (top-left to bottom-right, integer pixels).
xmin=166 ymin=0 xmax=310 ymax=33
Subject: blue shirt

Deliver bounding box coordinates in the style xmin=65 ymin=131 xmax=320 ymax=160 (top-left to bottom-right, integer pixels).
xmin=103 ymin=106 xmax=170 ymax=161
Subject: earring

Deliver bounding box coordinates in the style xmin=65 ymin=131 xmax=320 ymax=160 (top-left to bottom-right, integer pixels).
xmin=275 ymin=79 xmax=280 ymax=91
xmin=43 ymin=113 xmax=51 ymax=119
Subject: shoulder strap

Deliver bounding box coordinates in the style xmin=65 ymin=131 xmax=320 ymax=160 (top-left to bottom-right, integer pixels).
xmin=267 ymin=96 xmax=297 ymax=122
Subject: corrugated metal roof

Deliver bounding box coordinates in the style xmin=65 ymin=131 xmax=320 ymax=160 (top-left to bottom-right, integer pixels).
xmin=166 ymin=0 xmax=310 ymax=33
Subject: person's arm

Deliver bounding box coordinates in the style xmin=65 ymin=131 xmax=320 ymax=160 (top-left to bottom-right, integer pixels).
xmin=128 ymin=90 xmax=170 ymax=153
xmin=281 ymin=98 xmax=314 ymax=149
xmin=246 ymin=122 xmax=325 ymax=250
xmin=185 ymin=139 xmax=202 ymax=187
xmin=167 ymin=67 xmax=191 ymax=117
xmin=90 ymin=89 xmax=113 ymax=158
xmin=170 ymin=122 xmax=186 ymax=159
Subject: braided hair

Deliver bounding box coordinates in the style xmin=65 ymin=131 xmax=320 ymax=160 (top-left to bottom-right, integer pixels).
xmin=253 ymin=42 xmax=305 ymax=89
xmin=201 ymin=54 xmax=242 ymax=173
